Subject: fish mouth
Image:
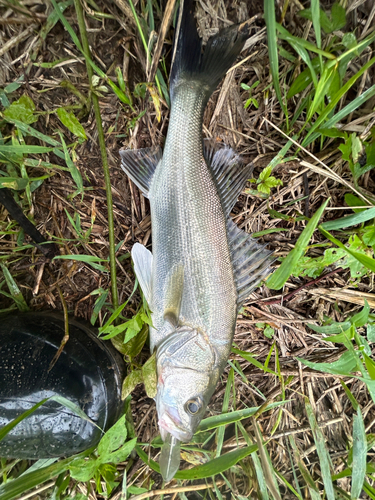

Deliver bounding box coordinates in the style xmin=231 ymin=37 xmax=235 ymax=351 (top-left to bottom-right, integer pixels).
xmin=158 ymin=408 xmax=192 ymax=442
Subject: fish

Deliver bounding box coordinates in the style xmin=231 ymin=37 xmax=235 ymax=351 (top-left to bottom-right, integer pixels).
xmin=120 ymin=0 xmax=274 ymax=481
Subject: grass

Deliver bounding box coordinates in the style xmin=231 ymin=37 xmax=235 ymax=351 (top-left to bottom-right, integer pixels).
xmin=0 ymin=0 xmax=375 ymax=498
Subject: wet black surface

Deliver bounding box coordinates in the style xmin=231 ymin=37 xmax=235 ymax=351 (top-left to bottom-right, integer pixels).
xmin=0 ymin=312 xmax=125 ymax=459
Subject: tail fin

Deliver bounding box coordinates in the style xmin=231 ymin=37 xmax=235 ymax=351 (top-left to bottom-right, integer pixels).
xmin=170 ymin=0 xmax=249 ymax=99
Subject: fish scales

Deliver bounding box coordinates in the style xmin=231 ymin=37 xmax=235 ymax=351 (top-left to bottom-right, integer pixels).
xmin=150 ymin=84 xmax=237 ymax=358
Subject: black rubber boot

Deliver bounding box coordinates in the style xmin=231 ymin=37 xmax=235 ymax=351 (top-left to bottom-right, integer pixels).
xmin=0 ymin=312 xmax=125 ymax=459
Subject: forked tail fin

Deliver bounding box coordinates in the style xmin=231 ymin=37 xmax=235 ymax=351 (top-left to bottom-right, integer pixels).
xmin=169 ymin=0 xmax=249 ymax=100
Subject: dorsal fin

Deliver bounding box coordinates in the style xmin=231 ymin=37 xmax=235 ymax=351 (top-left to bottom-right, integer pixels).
xmin=203 ymin=141 xmax=253 ymax=216
xmin=227 ymin=219 xmax=275 ymax=308
xmin=120 ymin=147 xmax=162 ymax=197
xmin=163 ymin=265 xmax=184 ymax=327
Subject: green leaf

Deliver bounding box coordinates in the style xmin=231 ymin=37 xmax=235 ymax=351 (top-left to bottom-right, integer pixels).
xmin=136 ymin=443 xmax=258 ymax=480
xmin=142 ymin=352 xmax=157 ymax=398
xmin=363 ymin=353 xmax=375 ymax=380
xmin=0 ymin=177 xmax=29 ymax=190
xmin=287 ymin=57 xmax=320 ymax=98
xmin=121 ymin=369 xmax=143 ymax=399
xmin=69 ymin=458 xmax=99 ymax=482
xmin=320 ymin=227 xmax=375 ymax=273
xmin=342 ymin=32 xmax=357 ymax=51
xmin=344 ymin=193 xmax=369 ymax=213
xmin=263 ymin=325 xmax=275 ymax=338
xmin=259 ymin=165 xmax=272 ymax=181
xmin=297 ymin=350 xmax=358 ymax=376
xmin=330 ymin=2 xmax=346 ymax=32
xmin=351 ymin=299 xmax=370 ymax=327
xmin=98 ymin=414 xmax=127 ymax=457
xmin=56 ymin=108 xmax=87 ymax=140
xmin=122 ymin=323 xmax=149 ymax=357
xmin=3 ymin=95 xmax=38 ymax=124
xmin=367 ymin=324 xmax=375 ymax=343
xmin=307 ymin=321 xmax=352 ymax=334
xmin=99 ymin=437 xmax=137 ymax=465
xmin=351 ymin=408 xmax=367 ymax=499
xmin=267 ymin=199 xmax=329 ymax=289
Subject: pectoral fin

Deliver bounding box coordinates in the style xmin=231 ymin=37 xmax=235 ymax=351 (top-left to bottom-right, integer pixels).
xmin=120 ymin=147 xmax=162 ymax=197
xmin=131 ymin=242 xmax=153 ymax=304
xmin=163 ymin=265 xmax=184 ymax=327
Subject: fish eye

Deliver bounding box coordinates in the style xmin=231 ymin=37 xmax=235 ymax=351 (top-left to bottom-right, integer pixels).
xmin=185 ymin=397 xmax=202 ymax=415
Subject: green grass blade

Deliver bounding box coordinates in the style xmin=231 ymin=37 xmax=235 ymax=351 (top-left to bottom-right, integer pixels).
xmin=264 ymin=0 xmax=288 ymax=124
xmin=136 ymin=443 xmax=257 ymax=480
xmin=351 ymin=407 xmax=367 ymax=499
xmin=321 ymin=206 xmax=375 ymax=230
xmin=4 ymin=119 xmax=61 ymax=146
xmin=267 ymin=198 xmax=329 ymax=290
xmin=311 ymin=0 xmax=322 ymax=71
xmin=0 ymin=145 xmax=56 ymax=154
xmin=59 ymin=133 xmax=83 ymax=195
xmin=303 ymin=58 xmax=375 ymax=146
xmin=289 ymin=435 xmax=320 ymax=500
xmin=54 ymin=254 xmax=109 ymax=272
xmin=252 ymin=420 xmax=282 ymax=500
xmin=276 ymin=23 xmax=335 ymax=59
xmin=305 ymin=398 xmax=335 ymax=500
xmin=1 ymin=263 xmax=29 ymax=311
xmin=238 ymin=421 xmax=269 ymax=500
xmin=215 ymin=368 xmax=233 ymax=457
xmin=196 ymin=402 xmax=284 ymax=433
xmin=232 ymin=347 xmax=277 ymax=375
xmin=0 ymin=398 xmax=49 ymax=441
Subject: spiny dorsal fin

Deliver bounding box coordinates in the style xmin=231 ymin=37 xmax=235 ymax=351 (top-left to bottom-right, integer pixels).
xmin=203 ymin=141 xmax=253 ymax=217
xmin=131 ymin=242 xmax=153 ymax=304
xmin=120 ymin=147 xmax=162 ymax=197
xmin=163 ymin=264 xmax=184 ymax=327
xmin=227 ymin=219 xmax=274 ymax=308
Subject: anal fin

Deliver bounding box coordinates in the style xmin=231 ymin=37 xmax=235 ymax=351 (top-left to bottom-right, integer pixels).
xmin=120 ymin=147 xmax=162 ymax=197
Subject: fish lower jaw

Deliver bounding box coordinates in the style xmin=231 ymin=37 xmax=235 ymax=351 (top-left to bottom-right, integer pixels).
xmin=159 ymin=416 xmax=192 ymax=443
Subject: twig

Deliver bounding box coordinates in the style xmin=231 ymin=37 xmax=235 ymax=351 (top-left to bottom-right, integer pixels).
xmin=48 ymin=285 xmax=70 ymax=371
xmin=262 ymin=267 xmax=345 ymax=305
xmin=73 ymin=0 xmax=118 ymax=311
xmin=122 ymin=481 xmax=225 ymax=500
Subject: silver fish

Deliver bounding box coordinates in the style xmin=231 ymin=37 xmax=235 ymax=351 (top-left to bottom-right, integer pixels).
xmin=120 ymin=0 xmax=273 ymax=480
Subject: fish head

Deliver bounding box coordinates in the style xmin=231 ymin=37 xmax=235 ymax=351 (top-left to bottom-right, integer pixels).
xmin=156 ymin=326 xmax=218 ymax=442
